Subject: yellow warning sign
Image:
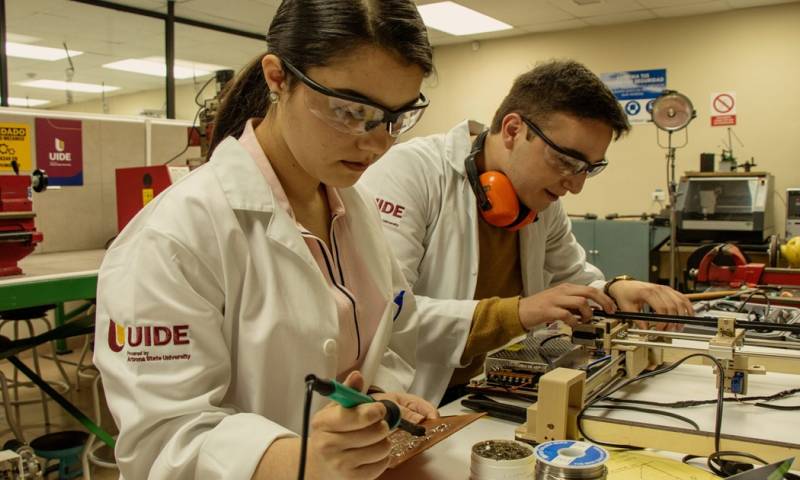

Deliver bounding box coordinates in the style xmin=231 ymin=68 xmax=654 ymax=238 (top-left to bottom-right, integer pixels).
xmin=0 ymin=123 xmax=32 ymax=172
xmin=142 ymin=188 xmax=154 ymax=206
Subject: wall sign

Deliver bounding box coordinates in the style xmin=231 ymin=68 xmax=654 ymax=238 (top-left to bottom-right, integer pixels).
xmin=35 ymin=118 xmax=84 ymax=186
xmin=710 ymin=91 xmax=736 ymax=127
xmin=601 ymin=69 xmax=667 ymax=125
xmin=0 ymin=123 xmax=32 ymax=172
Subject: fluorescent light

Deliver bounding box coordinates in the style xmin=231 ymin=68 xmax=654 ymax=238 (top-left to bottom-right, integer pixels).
xmin=19 ymin=80 xmax=119 ymax=93
xmin=103 ymin=57 xmax=228 ymax=79
xmin=7 ymin=97 xmax=50 ymax=107
xmin=6 ymin=42 xmax=83 ymax=61
xmin=417 ymin=1 xmax=512 ymax=36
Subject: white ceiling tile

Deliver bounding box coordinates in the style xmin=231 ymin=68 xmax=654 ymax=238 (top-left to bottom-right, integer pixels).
xmin=636 ymin=0 xmax=716 ymax=7
xmin=546 ymin=0 xmax=645 ymax=18
xmin=519 ymin=18 xmax=589 ymax=33
xmin=726 ymin=0 xmax=798 ymax=7
xmin=456 ymin=0 xmax=574 ymax=25
xmin=583 ymin=9 xmax=657 ymax=25
xmin=652 ymin=1 xmax=731 ymax=17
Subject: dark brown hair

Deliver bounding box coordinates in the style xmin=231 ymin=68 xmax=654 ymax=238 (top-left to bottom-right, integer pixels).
xmin=209 ymin=0 xmax=433 ymax=155
xmin=490 ymin=59 xmax=630 ymax=139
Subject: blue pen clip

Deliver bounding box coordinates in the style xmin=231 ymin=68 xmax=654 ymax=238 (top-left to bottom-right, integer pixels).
xmin=392 ymin=290 xmax=406 ymax=322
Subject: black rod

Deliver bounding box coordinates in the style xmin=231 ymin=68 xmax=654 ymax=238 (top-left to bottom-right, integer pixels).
xmin=70 ymin=0 xmax=164 ymax=20
xmin=171 ymin=16 xmax=264 ymax=41
xmin=165 ymin=0 xmax=175 ymax=119
xmin=593 ymin=310 xmax=800 ymax=335
xmin=0 ymin=0 xmax=8 ymax=107
xmin=69 ymin=0 xmax=263 ymax=40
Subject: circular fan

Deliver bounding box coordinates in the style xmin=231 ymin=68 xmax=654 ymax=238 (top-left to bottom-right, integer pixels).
xmin=651 ymin=90 xmax=695 ymax=132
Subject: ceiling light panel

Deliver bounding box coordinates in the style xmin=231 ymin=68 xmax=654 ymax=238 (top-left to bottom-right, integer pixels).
xmin=417 ymin=1 xmax=513 ymax=36
xmin=7 ymin=97 xmax=50 ymax=107
xmin=102 ymin=57 xmax=228 ymax=79
xmin=19 ymin=80 xmax=120 ymax=93
xmin=6 ymin=42 xmax=83 ymax=61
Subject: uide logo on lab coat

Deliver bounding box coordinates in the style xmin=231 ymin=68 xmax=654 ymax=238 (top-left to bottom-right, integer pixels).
xmin=108 ymin=319 xmax=192 ymax=363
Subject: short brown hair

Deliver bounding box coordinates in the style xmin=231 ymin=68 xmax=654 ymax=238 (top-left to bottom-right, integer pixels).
xmin=490 ymin=59 xmax=630 ymax=139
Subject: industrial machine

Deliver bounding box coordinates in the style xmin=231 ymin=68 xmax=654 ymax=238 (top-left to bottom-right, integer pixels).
xmin=115 ymin=165 xmax=189 ymax=232
xmin=689 ymin=243 xmax=800 ymax=289
xmin=675 ymin=172 xmax=773 ymax=243
xmin=0 ymin=161 xmax=47 ymax=276
xmin=514 ymin=309 xmax=800 ymax=470
xmin=787 ymin=188 xmax=800 ymax=239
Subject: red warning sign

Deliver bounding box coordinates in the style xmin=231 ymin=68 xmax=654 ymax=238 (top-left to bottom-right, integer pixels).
xmin=710 ymin=91 xmax=736 ymax=127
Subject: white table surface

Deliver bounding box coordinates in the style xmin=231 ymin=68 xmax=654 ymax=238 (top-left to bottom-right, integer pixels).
xmin=381 ymin=363 xmax=800 ymax=479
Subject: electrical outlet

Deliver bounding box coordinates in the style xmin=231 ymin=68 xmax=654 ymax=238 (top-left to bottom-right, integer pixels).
xmin=652 ymin=189 xmax=666 ymax=202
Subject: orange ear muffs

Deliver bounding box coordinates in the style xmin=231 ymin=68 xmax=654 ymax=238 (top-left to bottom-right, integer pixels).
xmin=465 ymin=130 xmax=537 ymax=232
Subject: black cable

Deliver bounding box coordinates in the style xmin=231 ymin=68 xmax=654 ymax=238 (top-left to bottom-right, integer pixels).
xmin=538 ymin=334 xmax=569 ymax=366
xmin=298 ymin=379 xmax=314 ymax=480
xmin=603 ymin=387 xmax=800 ymax=409
xmin=576 ymin=353 xmax=725 ymax=452
xmin=586 ymin=404 xmax=700 ymax=431
xmin=707 ymin=450 xmax=769 ymax=477
xmin=752 ymin=402 xmax=800 ymax=410
xmin=194 ymin=76 xmax=215 ymax=107
xmin=164 ymin=105 xmax=203 ymax=165
xmin=538 ymin=333 xmax=569 ymax=349
xmin=737 ymin=290 xmax=772 ymax=325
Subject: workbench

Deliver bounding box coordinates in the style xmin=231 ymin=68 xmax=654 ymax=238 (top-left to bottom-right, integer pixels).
xmin=383 ymin=363 xmax=800 ymax=479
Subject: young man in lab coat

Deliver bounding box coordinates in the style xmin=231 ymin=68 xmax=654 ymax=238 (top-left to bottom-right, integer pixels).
xmin=359 ymin=60 xmax=692 ymax=405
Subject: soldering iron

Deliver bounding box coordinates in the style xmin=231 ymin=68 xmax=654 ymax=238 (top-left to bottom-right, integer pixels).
xmin=297 ymin=374 xmax=426 ymax=480
xmin=305 ymin=374 xmax=426 ymax=436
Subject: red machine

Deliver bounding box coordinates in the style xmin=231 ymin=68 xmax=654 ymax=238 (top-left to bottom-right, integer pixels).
xmin=0 ymin=163 xmax=48 ymax=276
xmin=690 ymin=243 xmax=800 ymax=288
xmin=115 ymin=165 xmax=189 ymax=232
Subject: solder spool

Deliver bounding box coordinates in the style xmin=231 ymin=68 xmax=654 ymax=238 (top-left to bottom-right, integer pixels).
xmin=470 ymin=439 xmax=535 ymax=479
xmin=533 ymin=440 xmax=608 ymax=480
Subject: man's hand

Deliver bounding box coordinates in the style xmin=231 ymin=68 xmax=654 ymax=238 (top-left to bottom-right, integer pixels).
xmin=608 ymin=280 xmax=693 ymax=331
xmin=518 ymin=283 xmax=617 ymax=330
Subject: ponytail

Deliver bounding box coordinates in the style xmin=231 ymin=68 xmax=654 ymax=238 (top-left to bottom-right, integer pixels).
xmin=208 ymin=55 xmax=268 ymax=156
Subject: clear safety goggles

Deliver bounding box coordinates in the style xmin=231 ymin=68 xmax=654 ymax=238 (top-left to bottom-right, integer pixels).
xmin=282 ymin=60 xmax=428 ymax=138
xmin=521 ymin=116 xmax=608 ymax=178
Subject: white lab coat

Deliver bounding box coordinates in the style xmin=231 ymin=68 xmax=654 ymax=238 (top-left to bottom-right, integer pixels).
xmin=94 ymin=137 xmax=418 ymax=480
xmin=359 ymin=120 xmax=605 ymax=405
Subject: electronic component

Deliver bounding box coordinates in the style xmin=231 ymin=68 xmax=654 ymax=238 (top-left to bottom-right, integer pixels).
xmin=479 ymin=332 xmax=587 ymax=396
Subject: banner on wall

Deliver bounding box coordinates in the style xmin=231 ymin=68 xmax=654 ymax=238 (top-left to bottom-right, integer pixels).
xmin=35 ymin=118 xmax=84 ymax=186
xmin=600 ymin=69 xmax=667 ymax=125
xmin=710 ymin=91 xmax=736 ymax=127
xmin=0 ymin=123 xmax=32 ymax=172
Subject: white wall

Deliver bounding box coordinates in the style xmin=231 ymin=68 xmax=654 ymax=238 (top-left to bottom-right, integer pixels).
xmin=412 ymin=2 xmax=800 ymax=234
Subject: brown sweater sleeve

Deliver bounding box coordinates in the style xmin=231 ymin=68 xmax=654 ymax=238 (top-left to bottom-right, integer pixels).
xmin=448 ymin=296 xmax=526 ymax=387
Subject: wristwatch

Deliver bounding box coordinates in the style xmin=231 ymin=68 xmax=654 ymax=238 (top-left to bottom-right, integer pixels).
xmin=603 ymin=274 xmax=635 ymax=298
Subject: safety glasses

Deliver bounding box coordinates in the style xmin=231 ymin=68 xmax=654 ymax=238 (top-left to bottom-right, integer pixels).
xmin=282 ymin=60 xmax=428 ymax=138
xmin=520 ymin=116 xmax=608 ymax=177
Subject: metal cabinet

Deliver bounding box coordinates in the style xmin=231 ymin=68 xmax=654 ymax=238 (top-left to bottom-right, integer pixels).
xmin=571 ymin=219 xmax=670 ymax=282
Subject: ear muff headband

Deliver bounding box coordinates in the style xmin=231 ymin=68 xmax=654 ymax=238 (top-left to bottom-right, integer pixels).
xmin=464 ymin=130 xmax=537 ymax=231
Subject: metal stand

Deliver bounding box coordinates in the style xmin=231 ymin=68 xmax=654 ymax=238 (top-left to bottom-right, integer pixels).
xmin=658 ymin=128 xmax=688 ymax=289
xmin=667 ymin=139 xmax=678 ymax=289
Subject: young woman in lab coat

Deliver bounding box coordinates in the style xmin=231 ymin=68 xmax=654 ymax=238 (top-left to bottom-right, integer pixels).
xmin=94 ymin=1 xmax=436 ymax=479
